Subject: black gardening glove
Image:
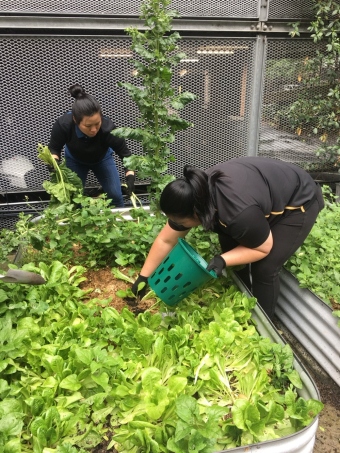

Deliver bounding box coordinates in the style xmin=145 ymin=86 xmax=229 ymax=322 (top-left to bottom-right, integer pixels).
xmin=207 ymin=255 xmax=226 ymax=277
xmin=131 ymin=274 xmax=148 ymax=299
xmin=126 ymin=174 xmax=135 ymax=197
xmin=48 ymin=157 xmax=60 ymax=173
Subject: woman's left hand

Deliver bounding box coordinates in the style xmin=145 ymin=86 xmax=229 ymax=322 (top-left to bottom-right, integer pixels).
xmin=125 ymin=172 xmax=135 ymax=196
xmin=207 ymin=255 xmax=226 ymax=276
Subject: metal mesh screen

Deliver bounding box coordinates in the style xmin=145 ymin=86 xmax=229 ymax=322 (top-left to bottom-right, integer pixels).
xmin=0 ymin=216 xmax=22 ymax=231
xmin=0 ymin=0 xmax=259 ymax=18
xmin=0 ymin=201 xmax=49 ymax=213
xmin=0 ymin=36 xmax=255 ymax=192
xmin=268 ymin=0 xmax=314 ymax=20
xmin=259 ymin=38 xmax=331 ymax=170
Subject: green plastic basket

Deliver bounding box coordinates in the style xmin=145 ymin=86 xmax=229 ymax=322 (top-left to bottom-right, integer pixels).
xmin=148 ymin=238 xmax=217 ymax=306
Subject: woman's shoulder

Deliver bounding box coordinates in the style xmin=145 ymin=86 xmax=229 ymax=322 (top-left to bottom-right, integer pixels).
xmin=54 ymin=112 xmax=74 ymax=130
xmin=100 ymin=116 xmax=115 ymax=133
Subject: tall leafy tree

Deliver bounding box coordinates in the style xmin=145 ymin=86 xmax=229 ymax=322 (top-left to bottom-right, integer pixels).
xmin=288 ymin=0 xmax=340 ymax=167
xmin=112 ymin=0 xmax=197 ymax=212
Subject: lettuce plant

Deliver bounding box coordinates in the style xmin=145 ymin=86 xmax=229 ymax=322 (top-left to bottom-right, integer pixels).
xmin=0 ymin=262 xmax=323 ymax=452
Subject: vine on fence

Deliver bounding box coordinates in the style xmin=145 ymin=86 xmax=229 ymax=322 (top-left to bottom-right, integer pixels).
xmin=288 ymin=0 xmax=340 ymax=167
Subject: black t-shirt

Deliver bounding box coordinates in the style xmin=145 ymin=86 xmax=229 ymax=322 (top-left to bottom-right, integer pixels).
xmin=48 ymin=112 xmax=131 ymax=165
xmin=169 ymin=157 xmax=319 ymax=249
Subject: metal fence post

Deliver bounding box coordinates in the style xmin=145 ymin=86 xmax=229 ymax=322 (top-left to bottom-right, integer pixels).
xmin=336 ymin=183 xmax=340 ymax=204
xmin=247 ymin=35 xmax=266 ymax=157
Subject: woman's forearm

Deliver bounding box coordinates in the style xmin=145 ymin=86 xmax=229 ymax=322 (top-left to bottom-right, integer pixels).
xmin=221 ymin=246 xmax=268 ymax=266
xmin=221 ymin=232 xmax=273 ymax=266
xmin=140 ymin=223 xmax=189 ymax=277
xmin=140 ymin=237 xmax=176 ymax=277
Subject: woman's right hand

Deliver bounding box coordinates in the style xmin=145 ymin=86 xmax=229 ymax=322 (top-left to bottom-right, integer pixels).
xmin=47 ymin=156 xmax=60 ymax=173
xmin=131 ymin=274 xmax=148 ymax=298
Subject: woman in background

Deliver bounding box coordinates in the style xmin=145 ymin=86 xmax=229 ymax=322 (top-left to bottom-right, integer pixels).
xmin=48 ymin=84 xmax=135 ymax=207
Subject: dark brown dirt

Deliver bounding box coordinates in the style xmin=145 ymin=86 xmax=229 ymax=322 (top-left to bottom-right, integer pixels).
xmin=330 ymin=298 xmax=340 ymax=311
xmin=79 ymin=266 xmax=158 ymax=315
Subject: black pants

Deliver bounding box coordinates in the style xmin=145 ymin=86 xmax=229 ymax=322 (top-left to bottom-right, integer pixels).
xmin=219 ymin=197 xmax=323 ymax=319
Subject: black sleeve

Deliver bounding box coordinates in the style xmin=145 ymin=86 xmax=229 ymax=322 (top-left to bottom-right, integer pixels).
xmin=106 ymin=125 xmax=132 ymax=173
xmin=48 ymin=120 xmax=66 ymax=159
xmin=168 ymin=219 xmax=191 ymax=232
xmin=227 ymin=205 xmax=270 ymax=249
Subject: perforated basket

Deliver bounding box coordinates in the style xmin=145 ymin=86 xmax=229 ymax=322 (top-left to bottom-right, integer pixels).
xmin=148 ymin=238 xmax=217 ymax=306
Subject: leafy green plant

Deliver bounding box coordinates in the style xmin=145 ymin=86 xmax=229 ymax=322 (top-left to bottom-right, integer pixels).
xmin=286 ymin=186 xmax=340 ymax=307
xmin=333 ymin=310 xmax=340 ymax=327
xmin=288 ymin=0 xmax=340 ymax=165
xmin=112 ymin=0 xmax=197 ymax=211
xmin=0 ymin=258 xmax=323 ymax=453
xmin=166 ymin=395 xmax=227 ymax=453
xmin=2 ymin=192 xmax=221 ymax=271
xmin=37 ymin=144 xmax=83 ymax=205
xmin=0 ymin=227 xmax=23 ymax=263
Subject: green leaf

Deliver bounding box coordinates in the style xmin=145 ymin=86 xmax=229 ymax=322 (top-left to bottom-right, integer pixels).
xmin=167 ymin=437 xmax=187 ymax=453
xmin=168 ymin=376 xmax=187 ymax=396
xmin=306 ymin=399 xmax=324 ymax=418
xmin=111 ymin=267 xmax=135 ymax=284
xmin=170 ymin=92 xmax=197 ymax=110
xmin=135 ymin=327 xmax=156 ymax=354
xmin=59 ymin=374 xmax=82 ymax=391
xmin=31 ymin=397 xmax=45 ymax=416
xmin=0 ymin=290 xmax=8 ymax=303
xmin=141 ymin=368 xmax=162 ymax=392
xmin=50 ymin=355 xmax=64 ymax=376
xmin=176 ymin=395 xmax=199 ymax=423
xmin=4 ymin=438 xmax=21 ymax=453
xmin=91 ymin=372 xmax=110 ymax=391
xmin=0 ymin=415 xmax=23 ymax=436
xmin=47 ymin=426 xmax=58 ymax=444
xmin=116 ymin=290 xmax=128 ymax=298
xmin=75 ymin=349 xmax=93 ymax=366
xmin=174 ymin=420 xmax=191 ymax=442
xmin=285 ymin=370 xmax=302 ymax=389
xmin=231 ymin=400 xmax=248 ymax=430
xmin=188 ymin=429 xmax=207 ymax=452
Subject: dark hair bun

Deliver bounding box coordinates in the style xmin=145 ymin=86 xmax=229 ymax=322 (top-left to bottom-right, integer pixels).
xmin=183 ymin=164 xmax=195 ymax=179
xmin=68 ymin=84 xmax=85 ymax=99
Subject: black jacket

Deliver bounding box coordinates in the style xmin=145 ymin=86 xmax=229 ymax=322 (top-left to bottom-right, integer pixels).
xmin=205 ymin=157 xmax=322 ymax=248
xmin=48 ymin=112 xmax=131 ymax=166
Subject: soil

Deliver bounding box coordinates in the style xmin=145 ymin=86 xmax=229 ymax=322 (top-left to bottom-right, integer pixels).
xmin=80 ymin=267 xmax=340 ymax=453
xmin=79 ymin=266 xmax=158 ymax=315
xmin=330 ymin=298 xmax=340 ymax=311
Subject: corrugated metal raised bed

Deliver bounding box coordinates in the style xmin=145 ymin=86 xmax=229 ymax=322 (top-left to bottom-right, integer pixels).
xmin=275 ymin=268 xmax=340 ymax=387
xmin=17 ymin=208 xmax=321 ymax=452
xmin=229 ymin=271 xmax=320 ymax=453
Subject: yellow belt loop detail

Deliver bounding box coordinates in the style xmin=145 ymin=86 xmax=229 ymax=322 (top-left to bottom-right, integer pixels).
xmin=267 ymin=205 xmax=307 ymax=217
xmin=285 ymin=205 xmax=306 ymax=212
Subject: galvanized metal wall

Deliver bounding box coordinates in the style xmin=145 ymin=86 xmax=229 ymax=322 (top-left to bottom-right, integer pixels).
xmin=0 ymin=0 xmax=259 ymax=18
xmin=0 ymin=0 xmax=315 ymax=19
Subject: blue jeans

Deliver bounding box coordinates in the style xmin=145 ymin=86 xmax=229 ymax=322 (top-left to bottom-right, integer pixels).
xmin=65 ymin=146 xmax=124 ymax=207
